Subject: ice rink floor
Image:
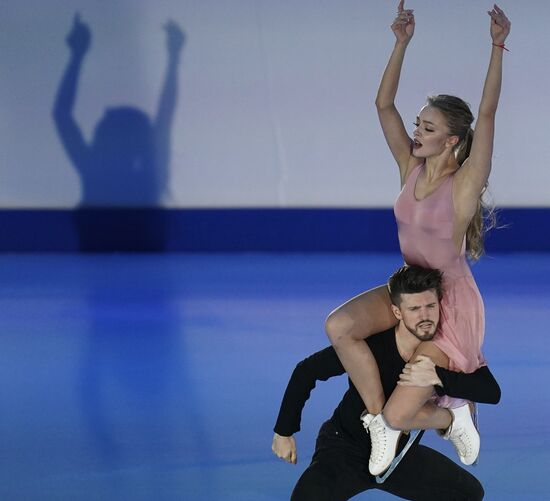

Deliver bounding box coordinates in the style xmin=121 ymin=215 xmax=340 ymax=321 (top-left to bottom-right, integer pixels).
xmin=1 ymin=252 xmax=548 ymax=500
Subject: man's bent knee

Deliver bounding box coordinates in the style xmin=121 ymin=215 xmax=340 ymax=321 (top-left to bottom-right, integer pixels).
xmin=462 ymin=473 xmax=484 ymax=500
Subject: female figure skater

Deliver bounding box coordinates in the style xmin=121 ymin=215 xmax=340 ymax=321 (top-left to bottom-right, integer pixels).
xmin=326 ymin=1 xmax=510 ymax=475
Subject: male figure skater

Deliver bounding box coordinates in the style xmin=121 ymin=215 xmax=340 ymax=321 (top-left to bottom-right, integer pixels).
xmin=272 ymin=265 xmax=500 ymax=500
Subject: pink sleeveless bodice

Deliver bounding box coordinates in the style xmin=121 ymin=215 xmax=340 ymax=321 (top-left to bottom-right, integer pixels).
xmin=394 ymin=163 xmax=485 ymax=376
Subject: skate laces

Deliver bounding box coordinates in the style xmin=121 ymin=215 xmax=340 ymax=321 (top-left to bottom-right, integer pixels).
xmin=448 ymin=416 xmax=473 ymax=458
xmin=368 ymin=417 xmax=387 ymax=462
xmin=449 ymin=428 xmax=468 ymax=456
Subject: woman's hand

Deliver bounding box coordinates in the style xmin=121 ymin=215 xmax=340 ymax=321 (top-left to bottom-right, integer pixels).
xmin=398 ymin=355 xmax=442 ymax=388
xmin=272 ymin=433 xmax=297 ymax=464
xmin=488 ymin=4 xmax=511 ymax=45
xmin=391 ymin=0 xmax=415 ymax=44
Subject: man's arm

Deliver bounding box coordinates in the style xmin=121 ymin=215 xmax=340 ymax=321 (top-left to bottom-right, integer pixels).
xmin=398 ymin=355 xmax=501 ymax=404
xmin=274 ymin=346 xmax=345 ymax=435
xmin=272 ymin=346 xmax=345 ymax=464
xmin=434 ymin=365 xmax=501 ymax=404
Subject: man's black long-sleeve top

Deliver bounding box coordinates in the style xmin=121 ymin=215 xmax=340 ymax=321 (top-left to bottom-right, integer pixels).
xmin=274 ymin=327 xmax=500 ymax=452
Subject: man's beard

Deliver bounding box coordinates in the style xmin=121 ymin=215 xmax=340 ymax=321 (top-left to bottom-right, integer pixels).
xmin=404 ymin=320 xmax=437 ymax=341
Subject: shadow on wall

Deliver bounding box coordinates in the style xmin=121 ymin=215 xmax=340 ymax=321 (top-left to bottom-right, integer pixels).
xmin=53 ymin=14 xmax=184 ymax=251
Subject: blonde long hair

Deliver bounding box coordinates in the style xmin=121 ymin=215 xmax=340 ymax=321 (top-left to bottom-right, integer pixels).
xmin=427 ymin=95 xmax=496 ymax=261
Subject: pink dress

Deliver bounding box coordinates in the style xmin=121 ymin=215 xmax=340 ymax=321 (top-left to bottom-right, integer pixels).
xmin=394 ymin=164 xmax=485 ymax=386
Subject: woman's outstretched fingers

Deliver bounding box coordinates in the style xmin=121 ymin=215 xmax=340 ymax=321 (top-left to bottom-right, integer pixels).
xmin=397 ymin=0 xmax=405 ymax=14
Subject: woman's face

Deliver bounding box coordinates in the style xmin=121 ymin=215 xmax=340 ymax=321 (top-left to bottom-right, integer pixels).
xmin=412 ymin=105 xmax=457 ymax=159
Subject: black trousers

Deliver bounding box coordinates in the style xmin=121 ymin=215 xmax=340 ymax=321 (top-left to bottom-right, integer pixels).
xmin=291 ymin=420 xmax=484 ymax=501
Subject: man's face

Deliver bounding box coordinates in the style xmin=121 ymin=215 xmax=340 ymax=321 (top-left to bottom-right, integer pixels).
xmin=392 ymin=290 xmax=440 ymax=341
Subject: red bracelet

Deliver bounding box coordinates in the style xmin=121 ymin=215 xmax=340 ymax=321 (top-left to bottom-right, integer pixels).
xmin=493 ymin=43 xmax=509 ymax=52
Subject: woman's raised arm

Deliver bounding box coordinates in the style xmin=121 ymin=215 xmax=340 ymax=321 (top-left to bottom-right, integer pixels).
xmin=454 ymin=5 xmax=511 ymax=216
xmin=376 ymin=0 xmax=416 ymax=181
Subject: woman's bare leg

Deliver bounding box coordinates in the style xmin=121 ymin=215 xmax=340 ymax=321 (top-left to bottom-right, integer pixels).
xmin=408 ymin=402 xmax=452 ymax=431
xmin=383 ymin=341 xmax=449 ymax=430
xmin=325 ymin=285 xmax=397 ymax=414
xmin=367 ymin=342 xmax=452 ymax=475
xmin=377 ymin=339 xmax=480 ymax=469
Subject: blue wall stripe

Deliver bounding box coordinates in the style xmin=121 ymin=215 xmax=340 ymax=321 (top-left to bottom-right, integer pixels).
xmin=0 ymin=208 xmax=548 ymax=252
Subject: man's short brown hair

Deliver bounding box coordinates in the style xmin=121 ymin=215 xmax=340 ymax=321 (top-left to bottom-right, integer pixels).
xmin=388 ymin=265 xmax=443 ymax=306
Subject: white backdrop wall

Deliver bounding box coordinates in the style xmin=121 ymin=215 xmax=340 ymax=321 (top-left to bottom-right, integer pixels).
xmin=0 ymin=0 xmax=547 ymax=208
